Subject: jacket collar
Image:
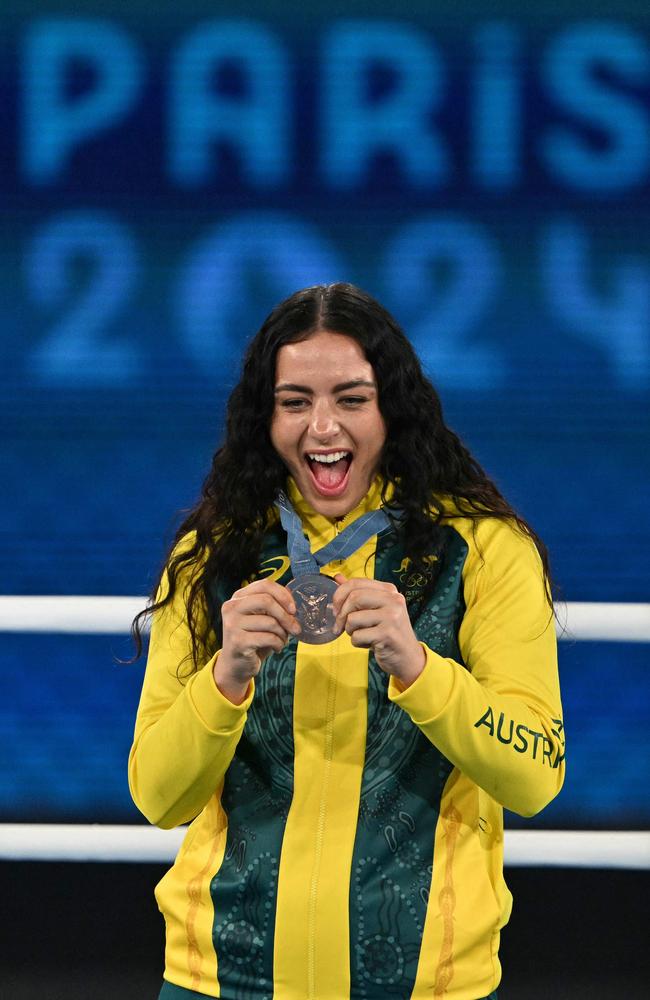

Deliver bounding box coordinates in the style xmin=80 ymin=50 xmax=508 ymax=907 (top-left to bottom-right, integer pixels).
xmin=285 ymin=474 xmax=391 ymax=546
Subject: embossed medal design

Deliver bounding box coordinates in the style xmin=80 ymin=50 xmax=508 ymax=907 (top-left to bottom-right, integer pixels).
xmin=287 ymin=573 xmax=339 ymax=644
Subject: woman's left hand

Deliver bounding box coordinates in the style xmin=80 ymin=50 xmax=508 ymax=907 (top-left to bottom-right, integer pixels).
xmin=332 ymin=574 xmax=426 ymax=687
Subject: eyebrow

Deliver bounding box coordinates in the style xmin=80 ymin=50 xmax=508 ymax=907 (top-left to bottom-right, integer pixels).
xmin=274 ymin=379 xmax=377 ymax=394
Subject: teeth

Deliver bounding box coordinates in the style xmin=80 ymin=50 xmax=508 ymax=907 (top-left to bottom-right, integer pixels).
xmin=307 ymin=451 xmax=350 ymax=464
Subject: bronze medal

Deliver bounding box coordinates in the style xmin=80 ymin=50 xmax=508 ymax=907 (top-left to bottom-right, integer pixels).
xmin=287 ymin=573 xmax=339 ymax=645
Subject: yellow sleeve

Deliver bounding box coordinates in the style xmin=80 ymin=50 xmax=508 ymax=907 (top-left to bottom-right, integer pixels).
xmin=128 ymin=539 xmax=253 ymax=829
xmin=388 ymin=517 xmax=565 ymax=817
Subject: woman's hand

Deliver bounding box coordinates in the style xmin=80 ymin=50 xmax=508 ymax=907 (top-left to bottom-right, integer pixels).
xmin=214 ymin=579 xmax=301 ymax=703
xmin=332 ymin=574 xmax=426 ymax=687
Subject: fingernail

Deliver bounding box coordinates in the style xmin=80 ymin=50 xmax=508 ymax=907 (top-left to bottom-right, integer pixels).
xmin=291 ymin=623 xmax=301 ymax=635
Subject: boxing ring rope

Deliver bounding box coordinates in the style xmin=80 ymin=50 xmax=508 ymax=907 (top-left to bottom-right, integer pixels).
xmin=1 ymin=596 xmax=649 ymax=640
xmin=2 ymin=596 xmax=649 ymax=868
xmin=0 ymin=824 xmax=647 ymax=868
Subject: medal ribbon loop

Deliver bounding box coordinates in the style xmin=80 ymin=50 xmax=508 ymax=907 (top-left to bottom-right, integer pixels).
xmin=275 ymin=490 xmax=399 ymax=578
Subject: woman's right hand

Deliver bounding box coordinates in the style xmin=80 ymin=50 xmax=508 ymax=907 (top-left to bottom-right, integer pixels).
xmin=213 ymin=579 xmax=301 ymax=703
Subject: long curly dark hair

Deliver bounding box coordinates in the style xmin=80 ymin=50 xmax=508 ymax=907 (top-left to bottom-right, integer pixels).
xmin=130 ymin=282 xmax=554 ymax=672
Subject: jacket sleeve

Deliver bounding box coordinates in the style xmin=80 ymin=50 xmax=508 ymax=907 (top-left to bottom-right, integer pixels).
xmin=387 ymin=517 xmax=565 ymax=817
xmin=128 ymin=543 xmax=253 ymax=829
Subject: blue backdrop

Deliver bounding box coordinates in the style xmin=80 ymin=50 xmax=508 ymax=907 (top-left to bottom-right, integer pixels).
xmin=1 ymin=1 xmax=648 ymax=828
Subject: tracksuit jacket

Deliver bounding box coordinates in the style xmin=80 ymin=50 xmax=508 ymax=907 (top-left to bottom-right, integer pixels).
xmin=129 ymin=476 xmax=565 ymax=999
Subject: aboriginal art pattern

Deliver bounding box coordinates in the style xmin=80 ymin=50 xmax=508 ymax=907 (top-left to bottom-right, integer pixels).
xmin=348 ymin=525 xmax=469 ymax=999
xmin=209 ymin=527 xmax=294 ymax=999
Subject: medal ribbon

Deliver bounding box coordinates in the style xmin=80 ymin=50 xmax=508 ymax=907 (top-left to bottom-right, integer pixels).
xmin=275 ymin=490 xmax=399 ymax=578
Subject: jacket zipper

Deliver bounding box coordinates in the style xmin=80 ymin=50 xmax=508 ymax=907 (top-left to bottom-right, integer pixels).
xmin=306 ymin=645 xmax=338 ymax=998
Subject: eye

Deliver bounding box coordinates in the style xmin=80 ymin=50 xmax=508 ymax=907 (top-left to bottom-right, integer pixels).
xmin=339 ymin=396 xmax=368 ymax=406
xmin=280 ymin=397 xmax=309 ymax=409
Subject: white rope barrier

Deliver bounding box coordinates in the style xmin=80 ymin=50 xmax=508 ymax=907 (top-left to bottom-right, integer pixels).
xmin=0 ymin=824 xmax=186 ymax=863
xmin=0 ymin=596 xmax=649 ymax=641
xmin=554 ymin=602 xmax=650 ymax=643
xmin=503 ymin=830 xmax=650 ymax=869
xmin=0 ymin=596 xmax=145 ymax=634
xmin=0 ymin=824 xmax=647 ymax=868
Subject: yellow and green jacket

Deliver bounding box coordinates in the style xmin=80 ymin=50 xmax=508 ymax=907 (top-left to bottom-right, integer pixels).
xmin=129 ymin=476 xmax=565 ymax=1000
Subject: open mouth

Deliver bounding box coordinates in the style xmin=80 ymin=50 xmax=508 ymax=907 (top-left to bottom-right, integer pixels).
xmin=305 ymin=450 xmax=353 ymax=496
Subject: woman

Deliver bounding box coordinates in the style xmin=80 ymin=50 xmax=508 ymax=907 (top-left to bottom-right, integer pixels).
xmin=129 ymin=282 xmax=565 ymax=1000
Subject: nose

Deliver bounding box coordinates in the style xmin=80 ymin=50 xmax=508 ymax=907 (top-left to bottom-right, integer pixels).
xmin=309 ymin=398 xmax=340 ymax=439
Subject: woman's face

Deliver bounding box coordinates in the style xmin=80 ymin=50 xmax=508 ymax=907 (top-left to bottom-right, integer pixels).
xmin=270 ymin=329 xmax=386 ymax=518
